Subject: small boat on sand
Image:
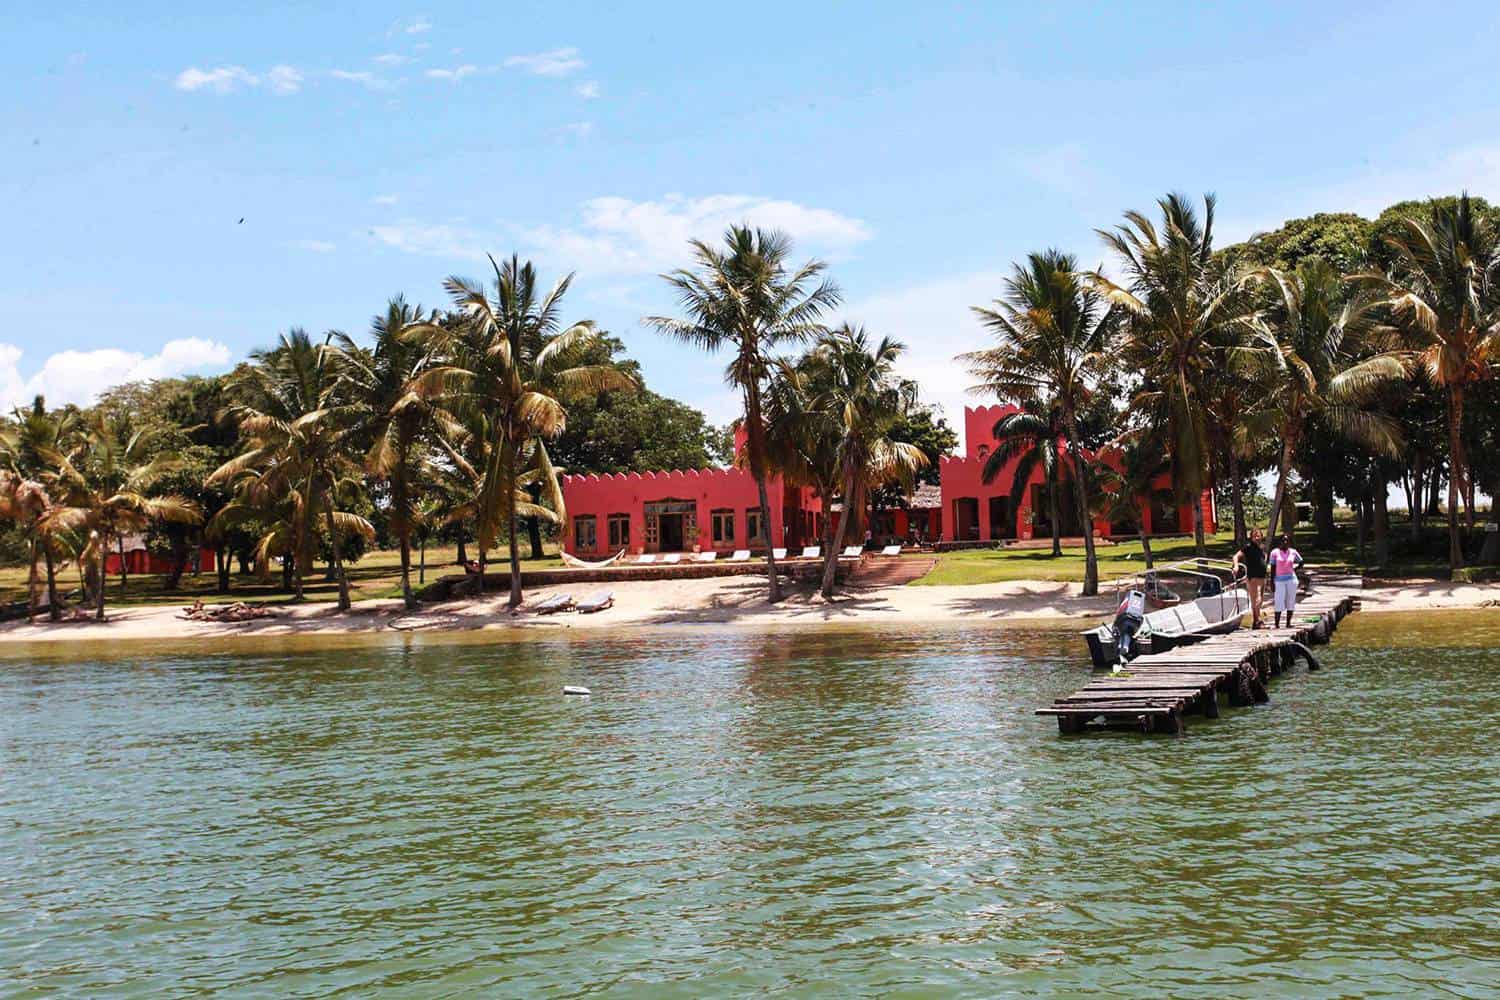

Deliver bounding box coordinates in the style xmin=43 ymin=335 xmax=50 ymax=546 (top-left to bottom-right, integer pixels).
xmin=1082 ymin=559 xmax=1250 ymax=669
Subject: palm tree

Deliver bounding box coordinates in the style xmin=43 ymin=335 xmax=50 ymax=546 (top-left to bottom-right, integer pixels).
xmin=211 ymin=329 xmax=371 ymax=609
xmin=1360 ymin=195 xmax=1500 ymax=571
xmin=0 ymin=471 xmax=54 ymax=620
xmin=43 ymin=412 xmax=201 ymax=620
xmin=417 ymin=255 xmax=632 ymax=608
xmin=0 ymin=397 xmax=77 ymax=620
xmin=1252 ymin=258 xmax=1409 ymax=546
xmin=646 ymin=226 xmax=840 ymax=602
xmin=963 ymin=250 xmax=1111 ymax=595
xmin=1087 ymin=193 xmax=1262 ymax=556
xmin=983 ymin=402 xmax=1068 ymax=556
xmin=803 ymin=327 xmax=926 ymax=598
xmin=333 ymin=296 xmax=446 ymax=609
xmin=1093 ymin=430 xmax=1174 ymax=568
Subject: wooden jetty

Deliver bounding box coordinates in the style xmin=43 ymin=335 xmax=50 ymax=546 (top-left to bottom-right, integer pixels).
xmin=1039 ymin=574 xmax=1363 ymax=735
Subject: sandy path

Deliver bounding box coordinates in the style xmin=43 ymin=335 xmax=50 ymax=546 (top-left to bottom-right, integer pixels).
xmin=0 ymin=573 xmax=1493 ymax=646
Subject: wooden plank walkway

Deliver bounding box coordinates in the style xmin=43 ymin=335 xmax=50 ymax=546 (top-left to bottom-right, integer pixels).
xmin=1039 ymin=574 xmax=1363 ymax=735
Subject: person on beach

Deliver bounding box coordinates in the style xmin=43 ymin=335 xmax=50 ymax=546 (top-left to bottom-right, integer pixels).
xmin=1268 ymin=533 xmax=1303 ymax=629
xmin=1232 ymin=528 xmax=1268 ymax=629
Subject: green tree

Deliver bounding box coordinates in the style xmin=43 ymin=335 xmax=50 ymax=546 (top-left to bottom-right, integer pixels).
xmin=1361 ymin=194 xmax=1499 ymax=571
xmin=0 ymin=397 xmax=78 ymax=619
xmin=418 ymin=256 xmax=633 ymax=607
xmin=982 ymin=402 xmax=1068 ymax=556
xmin=964 ymin=249 xmax=1112 ymax=595
xmin=646 ymin=226 xmax=840 ymax=602
xmin=803 ymin=326 xmax=926 ymax=597
xmin=1251 ymin=259 xmax=1408 ymax=546
xmin=1088 ymin=193 xmax=1261 ymax=555
xmin=1093 ymin=429 xmax=1174 ymax=568
xmin=334 ymin=296 xmax=446 ymax=609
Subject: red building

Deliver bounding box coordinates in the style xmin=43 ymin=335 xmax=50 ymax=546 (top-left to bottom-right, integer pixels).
xmin=939 ymin=404 xmax=1214 ymax=543
xmin=103 ymin=534 xmax=216 ymax=575
xmin=559 ymin=404 xmax=1214 ymax=556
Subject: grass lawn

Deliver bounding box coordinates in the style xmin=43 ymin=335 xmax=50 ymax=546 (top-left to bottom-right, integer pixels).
xmin=0 ymin=543 xmax=564 ymax=610
xmin=916 ymin=520 xmax=1470 ymax=587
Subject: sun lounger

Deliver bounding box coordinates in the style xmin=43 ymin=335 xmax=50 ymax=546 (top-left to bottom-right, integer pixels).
xmin=800 ymin=545 xmax=821 ymax=559
xmin=661 ymin=553 xmax=682 ymax=565
xmin=635 ymin=554 xmax=656 ymax=565
xmin=696 ymin=551 xmax=718 ymax=562
xmin=729 ymin=549 xmax=751 ymax=562
xmin=532 ymin=593 xmax=574 ymax=614
xmin=842 ymin=545 xmax=863 ymax=558
xmin=880 ymin=544 xmax=902 ymax=556
xmin=576 ymin=590 xmax=614 ymax=614
xmin=772 ymin=548 xmax=788 ymax=560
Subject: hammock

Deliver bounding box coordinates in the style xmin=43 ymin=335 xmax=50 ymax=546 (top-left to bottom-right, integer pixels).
xmin=560 ymin=548 xmax=627 ymax=570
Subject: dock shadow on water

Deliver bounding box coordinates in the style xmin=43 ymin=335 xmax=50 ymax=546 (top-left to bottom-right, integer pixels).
xmin=2 ymin=613 xmax=1497 ymax=996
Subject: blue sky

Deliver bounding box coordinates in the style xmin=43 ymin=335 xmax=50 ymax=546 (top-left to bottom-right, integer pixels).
xmin=6 ymin=1 xmax=1500 ymax=442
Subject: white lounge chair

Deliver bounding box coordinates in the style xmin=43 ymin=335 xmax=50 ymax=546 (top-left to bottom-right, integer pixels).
xmin=696 ymin=551 xmax=718 ymax=562
xmin=661 ymin=553 xmax=682 ymax=565
xmin=532 ymin=593 xmax=574 ymax=614
xmin=800 ymin=545 xmax=821 ymax=559
xmin=729 ymin=549 xmax=751 ymax=562
xmin=842 ymin=545 xmax=864 ymax=558
xmin=635 ymin=554 xmax=657 ymax=565
xmin=880 ymin=544 xmax=902 ymax=556
xmin=772 ymin=548 xmax=788 ymax=560
xmin=576 ymin=591 xmax=614 ymax=614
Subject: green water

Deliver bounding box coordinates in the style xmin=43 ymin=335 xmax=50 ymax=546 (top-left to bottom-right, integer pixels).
xmin=3 ymin=613 xmax=1498 ymax=997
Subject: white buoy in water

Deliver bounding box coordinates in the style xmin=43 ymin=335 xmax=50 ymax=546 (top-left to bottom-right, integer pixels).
xmin=563 ymin=685 xmax=591 ymax=696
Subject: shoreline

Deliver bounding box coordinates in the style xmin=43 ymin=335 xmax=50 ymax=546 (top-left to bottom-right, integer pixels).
xmin=0 ymin=574 xmax=1494 ymax=649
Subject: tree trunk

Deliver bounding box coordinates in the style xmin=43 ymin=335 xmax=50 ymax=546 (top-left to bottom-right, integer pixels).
xmin=1192 ymin=497 xmax=1206 ymax=557
xmin=821 ymin=464 xmax=856 ymax=599
xmin=419 ymin=536 xmax=426 ymax=585
xmin=95 ymin=534 xmax=108 ymax=621
xmin=1266 ymin=437 xmax=1295 ymax=547
xmin=1138 ymin=524 xmax=1154 ymax=569
xmin=754 ymin=474 xmax=782 ymax=602
xmin=324 ymin=507 xmax=351 ymax=611
xmin=455 ymin=532 xmax=468 ymax=567
xmin=1373 ymin=486 xmax=1390 ymax=568
xmin=399 ymin=533 xmax=414 ymax=609
xmin=526 ymin=516 xmax=544 ymax=561
xmin=1227 ymin=450 xmax=1247 ymax=547
xmin=1314 ymin=477 xmax=1335 ymax=549
xmin=26 ymin=539 xmax=39 ymax=623
xmin=1063 ymin=417 xmax=1099 ymax=597
xmin=743 ymin=380 xmax=782 ymax=603
xmin=1048 ymin=473 xmax=1062 ymax=557
xmin=216 ymin=547 xmax=231 ymax=594
xmin=44 ymin=546 xmax=60 ymax=622
xmin=118 ymin=536 xmax=129 ymax=595
xmin=1427 ymin=467 xmax=1442 ymax=517
xmin=1479 ymin=492 xmax=1500 ymax=564
xmin=507 ymin=512 xmax=523 ymax=609
xmin=1445 ymin=388 xmax=1465 ymax=572
xmin=1354 ymin=496 xmax=1367 ymax=565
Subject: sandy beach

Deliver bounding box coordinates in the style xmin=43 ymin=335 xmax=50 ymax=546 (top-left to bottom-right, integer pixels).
xmin=0 ymin=574 xmax=1494 ymax=645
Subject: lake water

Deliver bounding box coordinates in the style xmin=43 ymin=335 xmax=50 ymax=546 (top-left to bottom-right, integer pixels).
xmin=3 ymin=612 xmax=1498 ymax=997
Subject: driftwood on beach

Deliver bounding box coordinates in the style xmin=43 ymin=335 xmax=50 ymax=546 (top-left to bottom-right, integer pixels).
xmin=179 ymin=601 xmax=278 ymax=623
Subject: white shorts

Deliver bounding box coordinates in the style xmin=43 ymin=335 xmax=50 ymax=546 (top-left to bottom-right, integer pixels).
xmin=1274 ymin=576 xmax=1297 ymax=613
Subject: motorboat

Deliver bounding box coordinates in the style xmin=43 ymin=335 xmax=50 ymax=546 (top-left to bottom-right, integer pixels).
xmin=1082 ymin=559 xmax=1250 ymax=669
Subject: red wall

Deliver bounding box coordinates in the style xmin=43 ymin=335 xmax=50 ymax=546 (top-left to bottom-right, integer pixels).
xmin=939 ymin=405 xmax=1215 ymax=542
xmin=104 ymin=546 xmax=216 ymax=575
xmin=560 ymin=468 xmax=822 ymax=555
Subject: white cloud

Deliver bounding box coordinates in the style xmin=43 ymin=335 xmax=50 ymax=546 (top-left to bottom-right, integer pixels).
xmin=330 ymin=69 xmax=395 ymax=90
xmin=391 ymin=15 xmax=431 ymax=35
xmin=0 ymin=338 xmax=233 ymax=413
xmin=290 ymin=239 xmax=336 ymax=253
xmin=560 ymin=120 xmax=593 ymax=140
xmin=372 ymin=194 xmax=399 ymax=206
xmin=174 ymin=65 xmax=259 ymax=94
xmin=574 ymin=80 xmax=600 ymax=99
xmin=504 ymin=47 xmax=585 ymax=77
xmin=174 ymin=64 xmax=301 ymax=96
xmin=373 ymin=52 xmax=409 ymax=66
xmin=368 ymin=221 xmax=487 ymax=260
xmin=266 ymin=64 xmax=303 ymax=95
xmin=425 ymin=64 xmax=477 ymax=82
xmin=368 ymin=194 xmax=872 ymax=281
xmin=844 ymin=270 xmax=1009 ymax=446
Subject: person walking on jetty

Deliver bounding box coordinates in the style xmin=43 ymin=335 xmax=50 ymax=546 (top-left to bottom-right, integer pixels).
xmin=1268 ymin=533 xmax=1303 ymax=629
xmin=1232 ymin=528 xmax=1268 ymax=629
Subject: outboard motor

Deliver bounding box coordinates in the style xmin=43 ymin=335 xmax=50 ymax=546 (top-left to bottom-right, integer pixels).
xmin=1113 ymin=589 xmax=1147 ymax=661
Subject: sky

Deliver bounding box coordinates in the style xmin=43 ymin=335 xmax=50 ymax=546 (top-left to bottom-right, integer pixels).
xmin=6 ymin=1 xmax=1500 ymax=450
